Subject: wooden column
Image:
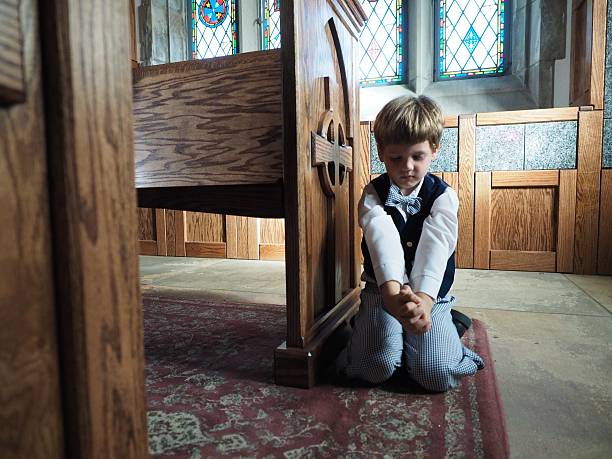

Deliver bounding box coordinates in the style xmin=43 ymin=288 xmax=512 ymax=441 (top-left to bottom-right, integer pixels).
xmin=1 ymin=0 xmax=65 ymax=456
xmin=457 ymin=114 xmax=476 ymax=268
xmin=575 ymin=108 xmax=603 ymax=274
xmin=598 ymin=170 xmax=612 ymax=274
xmin=40 ymin=0 xmax=148 ymax=457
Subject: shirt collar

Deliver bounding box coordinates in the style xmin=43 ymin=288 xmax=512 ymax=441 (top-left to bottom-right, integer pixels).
xmin=389 ymin=176 xmax=424 ymax=198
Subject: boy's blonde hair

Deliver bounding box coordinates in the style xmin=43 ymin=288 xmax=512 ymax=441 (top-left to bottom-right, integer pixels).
xmin=373 ymin=95 xmax=444 ymax=152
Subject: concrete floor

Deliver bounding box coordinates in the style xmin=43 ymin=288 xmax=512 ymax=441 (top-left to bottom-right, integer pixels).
xmin=140 ymin=256 xmax=612 ymax=459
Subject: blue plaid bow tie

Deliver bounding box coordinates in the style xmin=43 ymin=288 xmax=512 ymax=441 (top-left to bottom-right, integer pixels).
xmin=385 ymin=185 xmax=422 ymax=215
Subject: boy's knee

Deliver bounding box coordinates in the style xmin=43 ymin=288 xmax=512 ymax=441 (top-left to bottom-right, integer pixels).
xmin=411 ymin=360 xmax=458 ymax=392
xmin=357 ymin=355 xmax=398 ymax=384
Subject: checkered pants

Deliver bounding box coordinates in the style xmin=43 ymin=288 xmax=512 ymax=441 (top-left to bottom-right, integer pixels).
xmin=337 ymin=283 xmax=484 ymax=392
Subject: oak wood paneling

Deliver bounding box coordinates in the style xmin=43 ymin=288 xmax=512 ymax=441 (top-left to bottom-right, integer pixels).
xmin=226 ymin=215 xmax=238 ymax=258
xmin=139 ymin=240 xmax=157 ymax=255
xmin=574 ymin=108 xmax=602 ymax=274
xmin=40 ymin=0 xmax=148 ymax=456
xmin=155 ymin=208 xmax=167 ymax=255
xmin=133 ymin=50 xmax=283 ymax=187
xmin=1 ymin=0 xmax=65 ymax=455
xmin=237 ymin=216 xmax=259 ymax=260
xmin=457 ymin=114 xmax=476 ymax=268
xmin=137 ymin=207 xmax=155 ymax=240
xmin=165 ymin=209 xmax=176 ymax=256
xmin=490 ymin=250 xmax=557 ymax=272
xmin=598 ymin=170 xmax=612 ymax=274
xmin=260 ymin=243 xmax=285 ymax=261
xmin=590 ymin=0 xmax=607 ymax=109
xmin=186 ymin=212 xmax=224 ymax=242
xmin=175 ymin=210 xmax=186 ymax=256
xmin=442 ymin=172 xmax=459 ymax=191
xmin=557 ymin=170 xmax=577 ymax=272
xmin=0 ymin=0 xmax=25 ymax=104
xmin=474 ymin=172 xmax=491 ymax=269
xmin=476 ymin=107 xmax=579 ymax=125
xmin=492 ymin=170 xmax=559 ymax=187
xmin=570 ymin=0 xmax=592 ymax=106
xmin=260 ymin=218 xmax=285 ymax=244
xmin=491 ymin=187 xmax=557 ymax=252
xmin=185 ymin=242 xmax=226 ymax=258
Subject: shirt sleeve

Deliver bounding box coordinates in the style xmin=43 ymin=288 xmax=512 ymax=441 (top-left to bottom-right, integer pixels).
xmin=358 ymin=182 xmax=406 ymax=286
xmin=409 ymin=187 xmax=459 ymax=299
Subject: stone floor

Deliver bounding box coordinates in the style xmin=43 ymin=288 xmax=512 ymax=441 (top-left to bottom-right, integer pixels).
xmin=140 ymin=256 xmax=612 ymax=459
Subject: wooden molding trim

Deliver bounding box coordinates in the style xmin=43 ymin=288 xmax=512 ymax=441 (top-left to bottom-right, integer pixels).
xmin=598 ymin=169 xmax=612 ymax=274
xmin=155 ymin=208 xmax=167 ymax=255
xmin=474 ymin=172 xmax=491 ymax=269
xmin=557 ymin=170 xmax=577 ymax=272
xmin=589 ymin=0 xmax=607 ymax=109
xmin=185 ymin=242 xmax=226 ymax=258
xmin=574 ymin=109 xmax=603 ymax=274
xmin=139 ymin=240 xmax=157 ymax=256
xmin=490 ymin=250 xmax=557 ymax=272
xmin=491 ymin=170 xmax=560 ymax=187
xmin=457 ymin=114 xmax=476 ymax=268
xmin=476 ymin=107 xmax=580 ymax=125
xmin=260 ymin=243 xmax=285 ymax=261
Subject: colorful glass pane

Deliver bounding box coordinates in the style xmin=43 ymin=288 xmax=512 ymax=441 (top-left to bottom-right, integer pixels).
xmin=192 ymin=0 xmax=238 ymax=59
xmin=262 ymin=0 xmax=281 ymax=50
xmin=437 ymin=0 xmax=507 ymax=79
xmin=358 ymin=0 xmax=404 ymax=86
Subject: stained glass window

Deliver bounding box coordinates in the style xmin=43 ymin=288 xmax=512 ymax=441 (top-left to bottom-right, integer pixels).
xmin=261 ymin=0 xmax=281 ymax=50
xmin=436 ymin=0 xmax=507 ymax=80
xmin=192 ymin=0 xmax=238 ymax=59
xmin=358 ymin=0 xmax=404 ymax=86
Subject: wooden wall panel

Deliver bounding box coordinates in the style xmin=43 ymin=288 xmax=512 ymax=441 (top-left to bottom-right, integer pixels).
xmin=186 ymin=212 xmax=225 ymax=242
xmin=598 ymin=170 xmax=612 ymax=274
xmin=557 ymin=170 xmax=577 ymax=272
xmin=40 ymin=0 xmax=148 ymax=455
xmin=237 ymin=216 xmax=259 ymax=260
xmin=1 ymin=0 xmax=65 ymax=455
xmin=260 ymin=218 xmax=285 ymax=261
xmin=575 ymin=108 xmax=603 ymax=273
xmin=137 ymin=207 xmax=155 ymax=240
xmin=474 ymin=172 xmax=491 ymax=269
xmin=155 ymin=208 xmax=167 ymax=255
xmin=589 ymin=0 xmax=607 ymax=109
xmin=457 ymin=114 xmax=476 ymax=268
xmin=570 ymin=0 xmax=593 ymax=106
xmin=491 ymin=187 xmax=557 ymax=252
xmin=490 ymin=250 xmax=557 ymax=272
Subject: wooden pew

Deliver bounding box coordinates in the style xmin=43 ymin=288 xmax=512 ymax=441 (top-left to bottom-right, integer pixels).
xmin=133 ymin=0 xmax=367 ymax=388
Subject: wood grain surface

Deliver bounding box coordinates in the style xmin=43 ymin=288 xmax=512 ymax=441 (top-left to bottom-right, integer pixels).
xmin=260 ymin=218 xmax=285 ymax=244
xmin=491 ymin=170 xmax=560 ymax=187
xmin=0 ymin=0 xmax=25 ymax=103
xmin=574 ymin=108 xmax=602 ymax=274
xmin=490 ymin=250 xmax=557 ymax=272
xmin=457 ymin=114 xmax=476 ymax=268
xmin=474 ymin=172 xmax=491 ymax=269
xmin=476 ymin=107 xmax=579 ymax=125
xmin=0 ymin=0 xmax=65 ymax=456
xmin=137 ymin=207 xmax=155 ymax=240
xmin=186 ymin=212 xmax=224 ymax=242
xmin=40 ymin=0 xmax=148 ymax=456
xmin=597 ymin=170 xmax=612 ymax=274
xmin=133 ymin=50 xmax=283 ymax=187
xmin=557 ymin=170 xmax=577 ymax=272
xmin=491 ymin=187 xmax=557 ymax=252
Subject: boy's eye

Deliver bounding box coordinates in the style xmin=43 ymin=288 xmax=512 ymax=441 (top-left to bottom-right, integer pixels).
xmin=390 ymin=157 xmax=402 ymax=161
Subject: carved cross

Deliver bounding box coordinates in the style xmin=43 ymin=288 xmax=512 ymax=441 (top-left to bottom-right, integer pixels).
xmin=311 ymin=78 xmax=353 ymax=197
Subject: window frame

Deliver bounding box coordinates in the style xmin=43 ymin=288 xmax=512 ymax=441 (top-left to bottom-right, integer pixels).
xmin=433 ymin=0 xmax=512 ymax=82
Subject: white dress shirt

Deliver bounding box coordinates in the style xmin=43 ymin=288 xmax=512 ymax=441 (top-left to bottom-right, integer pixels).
xmin=359 ymin=176 xmax=459 ymax=300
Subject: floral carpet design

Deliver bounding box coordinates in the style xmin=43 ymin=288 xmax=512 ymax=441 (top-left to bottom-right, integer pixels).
xmin=143 ymin=293 xmax=509 ymax=458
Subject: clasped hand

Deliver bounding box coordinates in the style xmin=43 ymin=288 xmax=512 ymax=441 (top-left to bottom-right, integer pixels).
xmin=381 ymin=282 xmax=433 ymax=334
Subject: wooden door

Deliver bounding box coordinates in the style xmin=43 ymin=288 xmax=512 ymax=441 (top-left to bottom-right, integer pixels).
xmin=1 ymin=0 xmax=65 ymax=457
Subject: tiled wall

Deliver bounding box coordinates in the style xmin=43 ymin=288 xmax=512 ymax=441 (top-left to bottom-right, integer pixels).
xmin=603 ymin=0 xmax=612 ymax=168
xmin=370 ymin=121 xmax=577 ymax=173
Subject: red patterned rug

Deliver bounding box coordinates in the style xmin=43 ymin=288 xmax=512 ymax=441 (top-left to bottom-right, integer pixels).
xmin=143 ymin=293 xmax=509 ymax=458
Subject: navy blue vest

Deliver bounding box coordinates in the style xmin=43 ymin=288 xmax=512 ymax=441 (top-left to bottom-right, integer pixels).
xmin=362 ymin=172 xmax=455 ymax=299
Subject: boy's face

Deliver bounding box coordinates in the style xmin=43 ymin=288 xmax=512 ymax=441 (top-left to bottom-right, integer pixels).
xmin=379 ymin=141 xmax=438 ymax=195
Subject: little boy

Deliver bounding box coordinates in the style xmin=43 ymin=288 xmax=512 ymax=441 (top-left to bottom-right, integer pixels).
xmin=336 ymin=95 xmax=484 ymax=392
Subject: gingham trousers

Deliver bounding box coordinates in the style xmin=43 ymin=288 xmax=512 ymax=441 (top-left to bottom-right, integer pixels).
xmin=336 ymin=283 xmax=484 ymax=392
